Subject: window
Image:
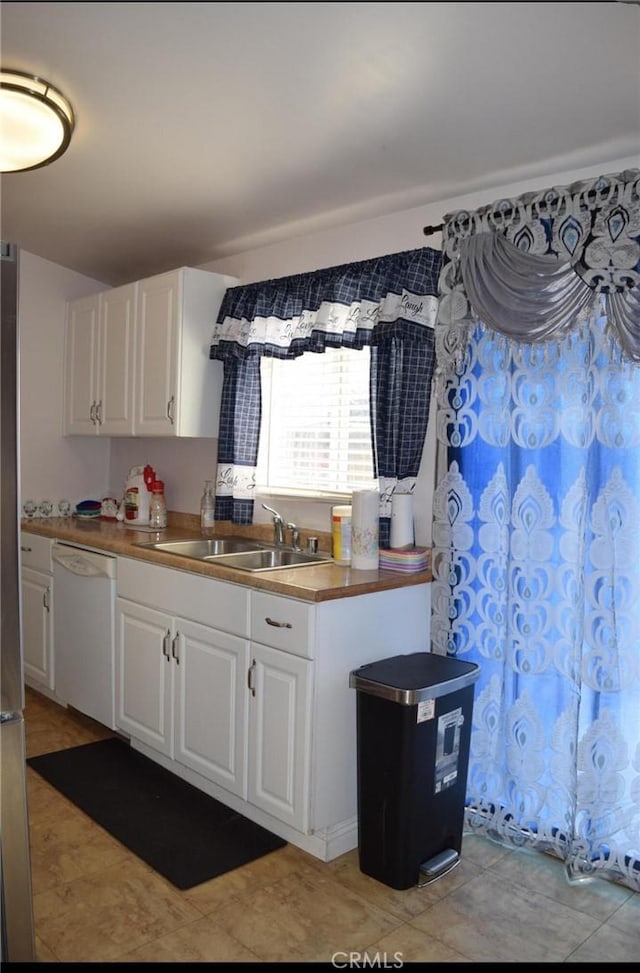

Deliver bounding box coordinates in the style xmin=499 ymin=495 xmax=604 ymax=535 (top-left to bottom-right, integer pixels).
xmin=257 ymin=347 xmax=377 ymax=498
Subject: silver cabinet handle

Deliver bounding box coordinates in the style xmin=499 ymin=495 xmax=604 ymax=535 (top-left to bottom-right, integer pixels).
xmin=166 ymin=395 xmax=175 ymax=425
xmin=162 ymin=629 xmax=171 ymax=661
xmin=21 ymin=545 xmax=32 ymax=553
xmin=90 ymin=401 xmax=97 ymax=424
xmin=265 ymin=617 xmax=292 ymax=629
xmin=43 ymin=587 xmax=50 ymax=612
xmin=172 ymin=632 xmax=180 ymax=664
xmin=247 ymin=659 xmax=256 ymax=697
xmin=95 ymin=400 xmax=103 ymax=425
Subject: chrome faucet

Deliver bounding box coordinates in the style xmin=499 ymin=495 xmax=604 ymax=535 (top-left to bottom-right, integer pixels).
xmin=286 ymin=522 xmax=301 ymax=551
xmin=262 ymin=503 xmax=285 ymax=546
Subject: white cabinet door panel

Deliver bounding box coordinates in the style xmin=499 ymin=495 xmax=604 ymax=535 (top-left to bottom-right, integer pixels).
xmin=115 ymin=599 xmax=173 ymax=756
xmin=135 ymin=271 xmax=178 ymax=435
xmin=21 ymin=567 xmax=53 ymax=689
xmin=248 ymin=643 xmax=311 ymax=831
xmin=64 ymin=294 xmax=100 ymax=435
xmin=99 ymin=283 xmax=136 ymax=434
xmin=174 ymin=619 xmax=248 ymax=797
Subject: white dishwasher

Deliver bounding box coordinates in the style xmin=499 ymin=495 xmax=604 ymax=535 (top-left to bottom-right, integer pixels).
xmin=52 ymin=541 xmax=117 ymax=729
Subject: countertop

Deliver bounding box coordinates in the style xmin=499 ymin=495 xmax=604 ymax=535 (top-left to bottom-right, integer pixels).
xmin=22 ymin=515 xmax=432 ymax=604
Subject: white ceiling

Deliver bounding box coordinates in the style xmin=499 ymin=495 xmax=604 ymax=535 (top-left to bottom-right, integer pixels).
xmin=1 ymin=1 xmax=639 ymax=286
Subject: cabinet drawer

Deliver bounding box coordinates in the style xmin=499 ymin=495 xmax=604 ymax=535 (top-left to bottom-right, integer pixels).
xmin=250 ymin=591 xmax=314 ymax=659
xmin=118 ymin=556 xmax=249 ymax=636
xmin=20 ymin=532 xmax=52 ymax=572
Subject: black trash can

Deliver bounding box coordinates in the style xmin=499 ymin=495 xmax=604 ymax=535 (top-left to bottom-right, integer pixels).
xmin=349 ymin=651 xmax=479 ymax=891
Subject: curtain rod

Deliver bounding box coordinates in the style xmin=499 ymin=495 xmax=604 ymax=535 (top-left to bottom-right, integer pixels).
xmin=422 ymin=183 xmax=616 ymax=237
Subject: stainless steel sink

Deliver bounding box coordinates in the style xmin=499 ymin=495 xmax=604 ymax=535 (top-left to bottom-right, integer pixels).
xmin=205 ymin=548 xmax=332 ymax=572
xmin=134 ymin=536 xmax=264 ymax=559
xmin=134 ymin=535 xmax=332 ymax=571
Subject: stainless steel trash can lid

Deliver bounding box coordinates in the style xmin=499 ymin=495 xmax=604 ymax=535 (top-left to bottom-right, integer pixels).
xmin=349 ymin=652 xmax=479 ymax=705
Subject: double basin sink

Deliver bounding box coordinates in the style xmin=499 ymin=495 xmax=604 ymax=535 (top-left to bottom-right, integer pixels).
xmin=135 ymin=536 xmax=332 ymax=573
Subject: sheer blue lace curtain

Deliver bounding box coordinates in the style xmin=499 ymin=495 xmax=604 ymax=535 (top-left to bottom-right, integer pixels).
xmin=209 ymin=248 xmax=441 ymax=539
xmin=432 ymin=169 xmax=640 ymax=890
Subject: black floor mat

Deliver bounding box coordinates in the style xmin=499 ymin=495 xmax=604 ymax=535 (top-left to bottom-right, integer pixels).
xmin=28 ymin=737 xmax=287 ymax=889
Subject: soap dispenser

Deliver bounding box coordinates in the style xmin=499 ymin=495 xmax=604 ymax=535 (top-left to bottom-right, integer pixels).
xmin=200 ymin=480 xmax=215 ymax=537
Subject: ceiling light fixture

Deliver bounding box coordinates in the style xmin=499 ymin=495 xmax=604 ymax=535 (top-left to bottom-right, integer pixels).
xmin=0 ymin=69 xmax=75 ymax=173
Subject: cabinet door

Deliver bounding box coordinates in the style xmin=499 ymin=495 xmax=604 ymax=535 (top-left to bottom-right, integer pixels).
xmin=115 ymin=598 xmax=173 ymax=756
xmin=64 ymin=294 xmax=100 ymax=435
xmin=98 ymin=282 xmax=136 ymax=435
xmin=248 ymin=643 xmax=312 ymax=831
xmin=21 ymin=567 xmax=53 ymax=690
xmin=135 ymin=270 xmax=180 ymax=436
xmin=173 ymin=619 xmax=249 ymax=797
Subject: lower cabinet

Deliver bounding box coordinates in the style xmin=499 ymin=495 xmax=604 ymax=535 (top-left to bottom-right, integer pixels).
xmin=247 ymin=642 xmax=311 ymax=832
xmin=116 ymin=598 xmax=248 ymax=797
xmin=20 ymin=533 xmax=54 ymax=692
xmin=21 ymin=536 xmax=432 ymax=860
xmin=115 ymin=554 xmax=432 ymax=861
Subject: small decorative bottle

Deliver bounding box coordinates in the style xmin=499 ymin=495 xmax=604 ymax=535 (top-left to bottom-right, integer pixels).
xmin=149 ymin=480 xmax=168 ymax=529
xmin=200 ymin=480 xmax=215 ymax=537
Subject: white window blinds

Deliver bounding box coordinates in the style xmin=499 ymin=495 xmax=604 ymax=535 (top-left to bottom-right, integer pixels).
xmin=257 ymin=347 xmax=376 ymax=497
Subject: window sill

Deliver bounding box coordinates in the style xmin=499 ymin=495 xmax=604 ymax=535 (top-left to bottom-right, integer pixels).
xmin=255 ymin=487 xmax=353 ymax=504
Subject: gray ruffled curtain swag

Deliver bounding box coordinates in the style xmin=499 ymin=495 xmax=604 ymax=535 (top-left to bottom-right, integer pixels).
xmin=209 ymin=248 xmax=442 ymax=544
xmin=437 ymin=168 xmax=640 ymax=364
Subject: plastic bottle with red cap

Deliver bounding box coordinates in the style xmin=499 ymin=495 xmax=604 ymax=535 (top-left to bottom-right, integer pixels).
xmin=149 ymin=479 xmax=167 ymax=529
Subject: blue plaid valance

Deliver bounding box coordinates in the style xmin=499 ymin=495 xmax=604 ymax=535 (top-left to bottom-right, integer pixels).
xmin=209 ymin=247 xmax=442 ymax=361
xmin=211 ymin=246 xmax=442 ymax=537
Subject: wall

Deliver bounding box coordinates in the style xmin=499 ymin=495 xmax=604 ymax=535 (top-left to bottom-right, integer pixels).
xmin=19 ymin=154 xmax=638 ymax=538
xmin=108 ymin=438 xmax=218 ymax=519
xmin=18 ymin=251 xmax=109 ymax=512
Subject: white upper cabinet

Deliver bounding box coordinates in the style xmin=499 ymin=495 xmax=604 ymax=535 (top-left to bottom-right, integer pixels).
xmin=63 ymin=293 xmax=102 ymax=435
xmin=64 ymin=267 xmax=236 ymax=437
xmin=64 ymin=283 xmax=136 ymax=436
xmin=135 ymin=268 xmax=231 ymax=437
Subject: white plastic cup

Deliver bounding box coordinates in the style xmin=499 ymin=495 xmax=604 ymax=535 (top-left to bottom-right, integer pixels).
xmin=390 ymin=492 xmax=414 ymax=548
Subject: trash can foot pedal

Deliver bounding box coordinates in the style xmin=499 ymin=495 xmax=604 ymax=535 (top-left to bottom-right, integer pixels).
xmin=418 ymin=848 xmax=460 ymax=887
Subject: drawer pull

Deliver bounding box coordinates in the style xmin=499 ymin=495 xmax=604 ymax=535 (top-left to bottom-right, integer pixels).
xmin=21 ymin=546 xmax=32 ymax=553
xmin=265 ymin=617 xmax=292 ymax=629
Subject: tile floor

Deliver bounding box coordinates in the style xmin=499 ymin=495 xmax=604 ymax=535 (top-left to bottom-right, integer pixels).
xmin=25 ymin=688 xmax=639 ymax=964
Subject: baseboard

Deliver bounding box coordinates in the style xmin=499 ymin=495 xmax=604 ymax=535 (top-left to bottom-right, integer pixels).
xmin=130 ymin=737 xmax=357 ymax=862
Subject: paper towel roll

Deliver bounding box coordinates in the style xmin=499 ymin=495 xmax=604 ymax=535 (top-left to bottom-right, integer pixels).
xmin=390 ymin=492 xmax=414 ymax=548
xmin=351 ymin=489 xmax=379 ymax=570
